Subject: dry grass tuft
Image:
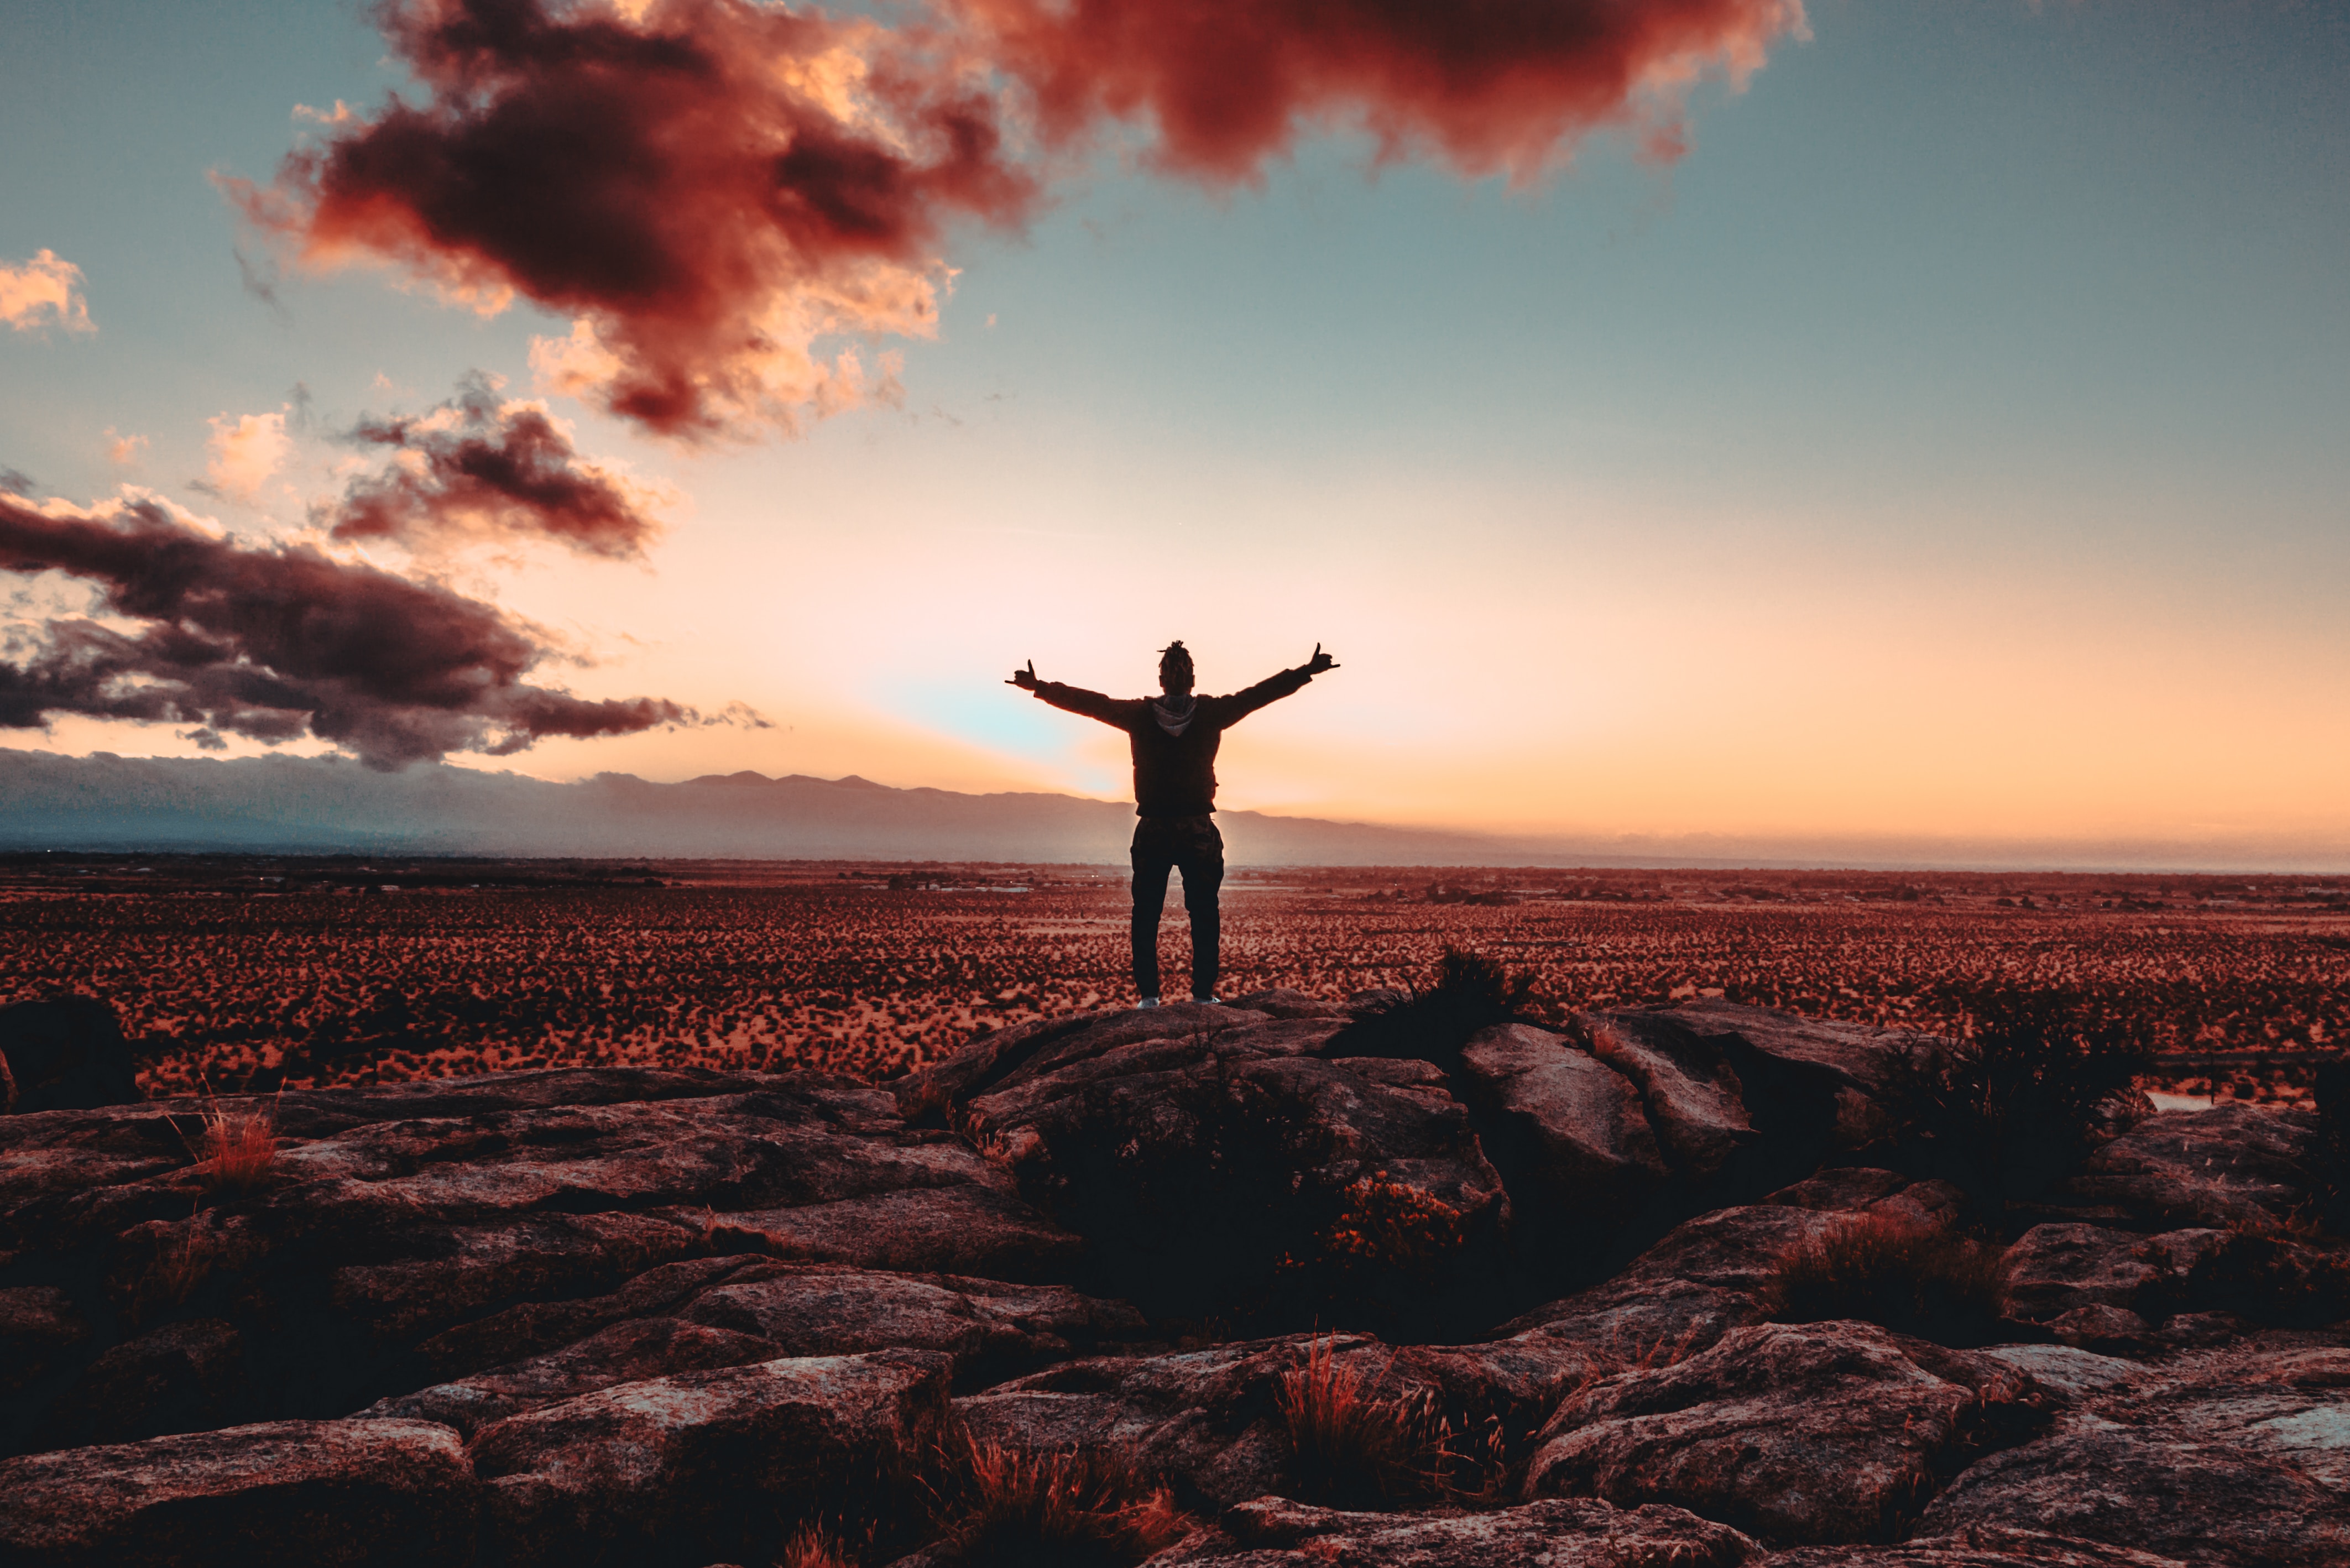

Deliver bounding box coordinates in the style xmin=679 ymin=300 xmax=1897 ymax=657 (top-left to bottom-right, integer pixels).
xmin=179 ymin=1086 xmax=281 ymax=1195
xmin=1276 ymin=1334 xmax=1502 ymax=1507
xmin=1767 ymin=1211 xmax=2009 ymax=1344
xmin=777 ymin=1522 xmax=857 ymax=1568
xmin=926 ymin=1431 xmax=1191 ymax=1568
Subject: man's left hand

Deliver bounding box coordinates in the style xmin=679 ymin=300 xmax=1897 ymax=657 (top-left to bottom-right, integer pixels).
xmin=1304 ymin=643 xmax=1339 ymax=675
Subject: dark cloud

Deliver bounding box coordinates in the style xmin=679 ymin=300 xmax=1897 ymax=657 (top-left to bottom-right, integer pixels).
xmin=322 ymin=374 xmax=661 ymax=559
xmin=960 ymin=0 xmax=1807 ymax=182
xmin=0 ymin=469 xmax=32 ymax=498
xmin=0 ymin=490 xmax=700 ymax=769
xmin=231 ymin=0 xmax=1042 ymax=441
xmin=230 ymin=0 xmax=1803 ymax=441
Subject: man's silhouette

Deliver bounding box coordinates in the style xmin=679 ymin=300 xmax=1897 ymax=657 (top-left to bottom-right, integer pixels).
xmin=1011 ymin=641 xmax=1339 ymax=1006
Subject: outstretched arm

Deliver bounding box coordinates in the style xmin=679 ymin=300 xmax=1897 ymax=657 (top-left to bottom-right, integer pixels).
xmin=1216 ymin=644 xmax=1339 ymax=725
xmin=1007 ymin=660 xmax=1134 ymax=728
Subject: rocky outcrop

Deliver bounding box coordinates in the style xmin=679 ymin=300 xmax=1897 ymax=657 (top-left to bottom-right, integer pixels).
xmin=0 ymin=1417 xmax=479 ymax=1568
xmin=2 ymin=996 xmax=2343 ymax=1568
xmin=471 ymin=1348 xmax=950 ymax=1568
xmin=1164 ymin=1495 xmax=1763 ymax=1566
xmin=0 ymin=997 xmax=140 ymax=1115
xmin=1524 ymin=1321 xmax=2054 ymax=1546
xmin=2057 ymin=1105 xmax=2327 ymax=1232
xmin=908 ymin=1003 xmax=1506 ymax=1326
xmin=0 ymin=1068 xmax=1085 ymax=1455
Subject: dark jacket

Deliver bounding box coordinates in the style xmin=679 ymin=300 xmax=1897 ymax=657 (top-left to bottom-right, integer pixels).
xmin=1031 ymin=667 xmax=1314 ymax=817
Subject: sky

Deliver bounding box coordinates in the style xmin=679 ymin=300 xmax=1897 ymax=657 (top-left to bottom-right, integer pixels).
xmin=1 ymin=0 xmax=2346 ymax=865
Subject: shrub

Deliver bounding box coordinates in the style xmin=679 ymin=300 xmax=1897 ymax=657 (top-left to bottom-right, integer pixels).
xmin=1880 ymin=984 xmax=2151 ymax=1209
xmin=1323 ymin=948 xmax=1540 ymax=1069
xmin=1280 ymin=1335 xmax=1424 ymax=1507
xmin=1276 ymin=1334 xmax=1507 ymax=1507
xmin=1767 ymin=1212 xmax=2010 ymax=1345
xmin=777 ymin=1523 xmax=855 ymax=1568
xmin=179 ymin=1089 xmax=280 ymax=1195
xmin=925 ymin=1433 xmax=1192 ymax=1568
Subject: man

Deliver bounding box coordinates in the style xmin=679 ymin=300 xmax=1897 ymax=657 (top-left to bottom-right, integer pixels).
xmin=1010 ymin=641 xmax=1339 ymax=1006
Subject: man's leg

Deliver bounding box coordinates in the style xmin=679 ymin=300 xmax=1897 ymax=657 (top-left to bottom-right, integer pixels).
xmin=1176 ymin=824 xmax=1226 ymax=1000
xmin=1130 ymin=838 xmax=1175 ymax=1001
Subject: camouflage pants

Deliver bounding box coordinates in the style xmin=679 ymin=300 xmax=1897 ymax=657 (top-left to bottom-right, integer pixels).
xmin=1131 ymin=814 xmax=1224 ymax=1000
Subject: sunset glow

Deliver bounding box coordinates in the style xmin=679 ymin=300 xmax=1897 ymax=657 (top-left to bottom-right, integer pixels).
xmin=3 ymin=0 xmax=2345 ymax=866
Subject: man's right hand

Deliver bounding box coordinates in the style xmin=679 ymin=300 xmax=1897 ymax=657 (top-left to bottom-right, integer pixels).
xmin=1007 ymin=660 xmax=1039 ymax=690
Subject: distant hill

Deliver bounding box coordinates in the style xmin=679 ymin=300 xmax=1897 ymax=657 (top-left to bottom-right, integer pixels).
xmin=0 ymin=750 xmax=1544 ymax=865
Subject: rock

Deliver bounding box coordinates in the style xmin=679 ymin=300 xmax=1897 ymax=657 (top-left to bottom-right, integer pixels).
xmin=956 ymin=1330 xmax=1569 ymax=1511
xmin=0 ymin=997 xmax=139 ymax=1114
xmin=1916 ymin=1425 xmax=2348 ymax=1568
xmin=677 ymin=1263 xmax=1145 ymax=1387
xmin=2041 ymin=1305 xmax=2157 ymax=1356
xmin=1225 ymin=989 xmax=1349 ymax=1021
xmin=0 ymin=1417 xmax=478 ymax=1568
xmin=326 ymin=1209 xmax=715 ymax=1346
xmin=1523 ymin=1321 xmax=2054 ymax=1546
xmin=2086 ymin=1343 xmax=2350 ymax=1490
xmin=1999 ymin=1226 xmax=2166 ymax=1323
xmin=471 ymin=1348 xmax=950 ymax=1568
xmin=682 ymin=1182 xmax=1082 ymax=1280
xmin=1497 ymin=1175 xmax=1962 ymax=1362
xmin=1458 ymin=1023 xmax=1672 ymax=1256
xmin=1580 ymin=1008 xmax=1758 ymax=1183
xmin=0 ymin=1068 xmax=1088 ymax=1452
xmin=1975 ymin=1345 xmax=2147 ymax=1400
xmin=1670 ymin=999 xmax=1946 ymax=1114
xmin=409 ymin=1254 xmax=774 ymax=1380
xmin=44 ymin=1318 xmax=247 ymax=1446
xmin=0 ymin=1284 xmax=89 ymax=1395
xmin=941 ymin=1016 xmax=1505 ymax=1325
xmin=1162 ymin=1496 xmax=1762 ymax=1566
xmin=383 ymin=1263 xmax=1141 ymax=1433
xmin=2060 ymin=1105 xmax=2325 ymax=1232
xmin=368 ymin=1314 xmax=785 ymax=1436
xmin=1759 ymin=1525 xmax=2191 ymax=1565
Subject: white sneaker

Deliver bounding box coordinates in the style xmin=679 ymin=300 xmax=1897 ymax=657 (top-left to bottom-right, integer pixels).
xmin=1192 ymin=995 xmax=1223 ymax=1005
xmin=1136 ymin=997 xmax=1162 ymax=1009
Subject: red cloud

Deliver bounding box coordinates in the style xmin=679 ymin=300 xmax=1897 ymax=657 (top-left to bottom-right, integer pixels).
xmin=324 ymin=374 xmax=662 ymax=560
xmin=962 ymin=0 xmax=1807 ymax=184
xmin=0 ymin=490 xmax=698 ymax=769
xmin=234 ymin=0 xmax=1802 ymax=441
xmin=231 ymin=0 xmax=1040 ymax=441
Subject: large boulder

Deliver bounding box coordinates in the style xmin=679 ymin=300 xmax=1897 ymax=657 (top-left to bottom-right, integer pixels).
xmin=2058 ymin=1106 xmax=2327 ymax=1232
xmin=1579 ymin=1008 xmax=1759 ymax=1184
xmin=1495 ymin=1172 xmax=1966 ymax=1367
xmin=471 ymin=1347 xmax=951 ymax=1568
xmin=906 ymin=1002 xmax=1505 ymax=1327
xmin=1523 ymin=1321 xmax=2055 ymax=1546
xmin=1916 ymin=1426 xmax=2344 ymax=1568
xmin=1759 ymin=1527 xmax=2196 ymax=1565
xmin=374 ymin=1263 xmax=1145 ymax=1433
xmin=0 ymin=997 xmax=140 ymax=1114
xmin=1457 ymin=1022 xmax=1672 ymax=1265
xmin=1915 ymin=1340 xmax=2350 ymax=1566
xmin=1160 ymin=1496 xmax=1762 ymax=1566
xmin=0 ymin=1417 xmax=478 ymax=1568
